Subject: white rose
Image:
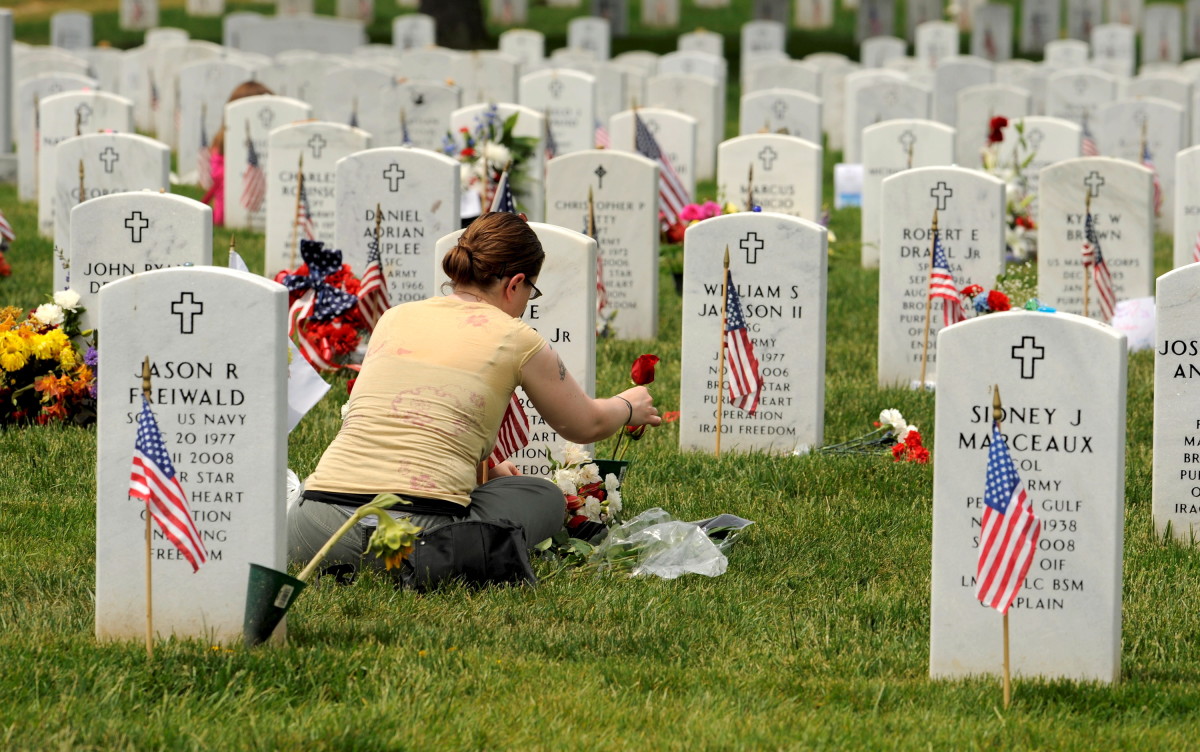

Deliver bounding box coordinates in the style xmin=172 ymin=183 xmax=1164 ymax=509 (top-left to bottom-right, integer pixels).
xmin=582 ymin=496 xmax=603 ymax=520
xmin=33 ymin=303 xmax=65 ymax=327
xmin=577 ymin=463 xmax=601 ymax=485
xmin=559 ymin=442 xmax=589 ymax=467
xmin=553 ymin=468 xmax=578 ymax=496
xmin=481 ymin=141 xmax=511 ymax=167
xmin=607 ymin=494 xmax=622 ymax=515
xmin=878 ymin=409 xmax=905 ymax=432
xmin=604 ymin=472 xmax=621 ymax=493
xmin=53 ymin=289 xmax=81 ymax=310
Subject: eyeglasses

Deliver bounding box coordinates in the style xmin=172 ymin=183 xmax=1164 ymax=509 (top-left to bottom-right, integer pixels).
xmin=527 ymin=280 xmax=543 ymax=300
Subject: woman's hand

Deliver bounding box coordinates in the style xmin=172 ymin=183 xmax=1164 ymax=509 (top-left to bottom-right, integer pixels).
xmin=488 ymin=461 xmax=522 ymax=479
xmin=618 ymin=386 xmax=663 ymax=428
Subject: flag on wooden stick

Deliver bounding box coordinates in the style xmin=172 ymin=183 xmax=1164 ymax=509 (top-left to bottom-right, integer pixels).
xmin=1082 ymin=209 xmax=1116 ymax=322
xmin=975 ymin=419 xmax=1041 ymax=613
xmin=724 ymin=271 xmax=763 ymax=414
xmin=297 ymin=171 xmax=317 ymax=241
xmin=196 ymin=104 xmax=212 ymax=190
xmin=634 ymin=109 xmax=690 ymax=228
xmin=929 ymin=225 xmax=965 ymax=326
xmin=240 ymin=126 xmax=266 ymax=212
xmin=129 ymin=395 xmax=208 ymax=573
xmin=489 ymin=165 xmax=517 ymax=213
xmin=0 ymin=207 xmax=14 ymax=244
xmin=489 ymin=393 xmax=531 ymax=465
xmin=357 ymin=219 xmax=391 ymax=330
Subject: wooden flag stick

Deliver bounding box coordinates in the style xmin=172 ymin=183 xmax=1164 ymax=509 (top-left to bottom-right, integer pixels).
xmin=746 ymin=164 xmax=755 ymax=212
xmin=587 ymin=186 xmax=596 ymax=237
xmin=918 ymin=209 xmax=938 ymax=388
xmin=716 ymin=246 xmax=730 ymax=457
xmin=78 ymin=159 xmax=85 ymax=205
xmin=141 ymin=356 xmax=154 ymax=660
xmin=1082 ymin=192 xmax=1091 ymax=319
xmin=993 ymin=384 xmax=1011 ymax=709
xmin=907 ymin=139 xmax=914 ymax=170
xmin=291 ymin=154 xmax=305 ymax=268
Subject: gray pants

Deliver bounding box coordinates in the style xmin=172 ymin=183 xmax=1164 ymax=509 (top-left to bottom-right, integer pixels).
xmin=287 ymin=475 xmax=565 ymax=575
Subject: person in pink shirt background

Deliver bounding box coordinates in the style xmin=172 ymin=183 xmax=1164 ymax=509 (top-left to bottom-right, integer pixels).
xmin=203 ymin=81 xmax=273 ymax=225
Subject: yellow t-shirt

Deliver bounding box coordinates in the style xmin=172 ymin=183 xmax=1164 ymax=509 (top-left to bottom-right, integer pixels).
xmin=304 ymin=297 xmax=547 ymax=506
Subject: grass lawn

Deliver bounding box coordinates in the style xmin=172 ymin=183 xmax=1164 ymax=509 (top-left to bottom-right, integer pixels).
xmin=4 ymin=3 xmax=1200 ymax=749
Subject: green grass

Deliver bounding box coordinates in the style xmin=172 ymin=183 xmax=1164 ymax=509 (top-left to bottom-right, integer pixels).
xmin=4 ymin=4 xmax=1200 ymax=750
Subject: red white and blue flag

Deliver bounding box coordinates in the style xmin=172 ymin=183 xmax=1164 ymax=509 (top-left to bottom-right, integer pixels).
xmin=1193 ymin=230 xmax=1200 ymax=264
xmin=297 ymin=175 xmax=317 ymax=241
xmin=489 ymin=167 xmax=517 ymax=213
xmin=129 ymin=396 xmax=208 ymax=573
xmin=489 ymin=393 xmax=531 ymax=466
xmin=724 ymin=271 xmax=763 ymax=415
xmin=544 ymin=116 xmax=558 ymax=161
xmin=634 ymin=110 xmax=690 ymax=228
xmin=1081 ymin=118 xmax=1099 ymax=157
xmin=356 ymin=237 xmax=391 ymax=330
xmin=240 ymin=134 xmax=266 ymax=212
xmin=594 ymin=119 xmax=611 ymax=149
xmin=0 ymin=207 xmax=14 ymax=243
xmin=929 ymin=227 xmax=965 ymax=326
xmin=196 ymin=110 xmax=212 ymax=190
xmin=1082 ymin=209 xmax=1116 ymax=322
xmin=976 ymin=420 xmax=1041 ymax=613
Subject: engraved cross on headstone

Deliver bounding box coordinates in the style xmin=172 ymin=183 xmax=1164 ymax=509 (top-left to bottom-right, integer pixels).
xmin=758 ymin=146 xmax=778 ymax=170
xmin=1011 ymin=335 xmax=1045 ymax=379
xmin=1084 ymin=170 xmax=1105 ymax=198
xmin=930 ymin=181 xmax=954 ymax=211
xmin=383 ymin=163 xmax=406 ymax=191
xmin=75 ymin=103 xmax=92 ymax=125
xmin=1027 ymin=128 xmax=1044 ymax=148
xmin=899 ymin=129 xmax=916 ymax=153
xmin=594 ymin=164 xmax=607 ymax=188
xmin=124 ymin=211 xmax=150 ymax=243
xmin=771 ymin=99 xmax=788 ymax=119
xmin=740 ymin=232 xmax=765 ymax=264
xmin=550 ymin=78 xmax=564 ymax=98
xmin=99 ymin=146 xmax=119 ymax=173
xmin=258 ymin=108 xmax=275 ymax=128
xmin=171 ymin=292 xmax=204 ymax=335
xmin=1073 ymin=76 xmax=1088 ymax=94
xmin=307 ymin=134 xmax=327 ymax=159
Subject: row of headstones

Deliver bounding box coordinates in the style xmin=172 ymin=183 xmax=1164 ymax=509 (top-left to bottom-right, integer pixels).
xmin=91 ymin=209 xmax=1200 ymax=688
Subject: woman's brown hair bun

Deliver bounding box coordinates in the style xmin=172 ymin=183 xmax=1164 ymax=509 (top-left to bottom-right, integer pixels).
xmin=441 ymin=212 xmax=545 ymax=289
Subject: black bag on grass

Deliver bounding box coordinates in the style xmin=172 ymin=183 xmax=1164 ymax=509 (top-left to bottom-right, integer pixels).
xmin=398 ymin=518 xmax=537 ymax=592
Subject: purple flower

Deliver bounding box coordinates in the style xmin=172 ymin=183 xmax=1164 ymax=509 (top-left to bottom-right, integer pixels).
xmin=84 ymin=346 xmax=98 ymax=367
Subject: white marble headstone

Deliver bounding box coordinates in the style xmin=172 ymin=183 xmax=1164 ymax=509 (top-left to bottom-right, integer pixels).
xmin=498 ymin=29 xmax=544 ymax=70
xmin=846 ymin=76 xmax=934 ymax=164
xmin=453 ymin=51 xmax=520 ymax=106
xmin=954 ymin=83 xmax=1032 ymax=168
xmin=1142 ymin=5 xmax=1182 ymax=64
xmin=609 ymin=108 xmax=696 ymax=200
xmin=999 ymin=116 xmax=1082 ymax=222
xmin=16 ymin=72 xmax=97 ymax=202
xmin=1090 ymin=23 xmax=1136 ymax=78
xmin=1037 ymin=157 xmax=1155 ymax=318
xmin=392 ymin=14 xmax=436 ymax=52
xmin=545 ymin=150 xmax=659 ymax=340
xmin=120 ymin=0 xmax=159 ymax=31
xmin=717 ymin=134 xmax=822 ymax=222
xmin=264 ymin=122 xmax=373 ymax=277
xmin=1095 ymin=97 xmax=1183 ymax=230
xmin=877 ymin=166 xmax=1006 ymax=387
xmin=519 ymin=69 xmax=596 ymax=157
xmin=862 ymin=36 xmax=907 ymax=68
xmin=334 ymin=147 xmax=459 ymax=304
xmin=971 ymin=4 xmax=1014 ymax=61
xmin=916 ymin=22 xmax=960 ymax=68
xmin=1153 ymin=265 xmax=1200 ymax=541
xmin=1173 ymin=145 xmax=1200 ymax=267
xmin=450 ymin=103 xmax=546 ymax=221
xmin=678 ymin=30 xmax=723 ymax=58
xmin=1066 ymin=0 xmax=1104 ymax=40
xmin=739 ymin=90 xmax=822 ymax=143
xmin=1045 ymin=67 xmax=1118 ymax=127
xmin=857 ymin=0 xmax=897 ymax=41
xmin=745 ymin=61 xmax=821 ymax=96
xmin=679 ymin=212 xmax=828 ymax=454
xmin=51 ymin=11 xmax=92 ymax=50
xmin=223 ymin=95 xmax=313 ymax=236
xmin=71 ymin=192 xmax=213 ymax=330
xmin=645 ymin=73 xmax=721 ymax=180
xmin=860 ymin=119 xmax=957 ymax=267
xmin=568 ymin=17 xmax=611 ymax=60
xmin=96 ymin=267 xmax=287 ymax=645
xmin=930 ymin=311 xmax=1127 ymax=684
xmin=1020 ymin=0 xmax=1062 ymax=53
xmin=177 ymin=59 xmax=256 ymax=186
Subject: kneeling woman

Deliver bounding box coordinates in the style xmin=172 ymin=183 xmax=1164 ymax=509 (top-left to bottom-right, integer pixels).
xmin=289 ymin=211 xmax=661 ymax=585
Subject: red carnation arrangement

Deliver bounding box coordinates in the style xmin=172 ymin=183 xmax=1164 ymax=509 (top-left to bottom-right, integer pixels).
xmin=892 ymin=429 xmax=930 ymax=464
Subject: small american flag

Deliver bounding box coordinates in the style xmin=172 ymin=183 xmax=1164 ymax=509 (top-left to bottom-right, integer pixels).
xmin=1193 ymin=230 xmax=1200 ymax=264
xmin=929 ymin=227 xmax=965 ymax=326
xmin=0 ymin=207 xmax=14 ymax=243
xmin=357 ymin=238 xmax=391 ymax=330
xmin=724 ymin=271 xmax=763 ymax=415
xmin=288 ymin=289 xmax=336 ymax=371
xmin=489 ymin=393 xmax=531 ymax=465
xmin=297 ymin=174 xmax=317 ymax=241
xmin=1142 ymin=141 xmax=1163 ymax=218
xmin=582 ymin=213 xmax=609 ymax=319
xmin=349 ymin=109 xmax=359 ymax=128
xmin=196 ymin=113 xmax=212 ymax=190
xmin=149 ymin=74 xmax=159 ymax=113
xmin=129 ymin=395 xmax=208 ymax=573
xmin=634 ymin=111 xmax=690 ymax=228
xmin=489 ymin=168 xmax=517 ymax=213
xmin=240 ymin=134 xmax=266 ymax=212
xmin=594 ymin=119 xmax=610 ymax=148
xmin=400 ymin=109 xmax=412 ymax=146
xmin=1081 ymin=119 xmax=1099 ymax=157
xmin=976 ymin=419 xmax=1041 ymax=613
xmin=1082 ymin=210 xmax=1116 ymax=322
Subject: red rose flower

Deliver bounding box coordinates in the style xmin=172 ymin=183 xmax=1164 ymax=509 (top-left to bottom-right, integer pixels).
xmin=665 ymin=221 xmax=687 ymax=244
xmin=625 ymin=424 xmax=647 ymax=440
xmin=630 ymin=354 xmax=660 ymax=385
xmin=986 ymin=290 xmax=1010 ymax=312
xmin=961 ymin=284 xmax=984 ymax=298
xmin=904 ymin=430 xmax=922 ymax=448
xmin=987 ymin=116 xmax=1009 ymax=144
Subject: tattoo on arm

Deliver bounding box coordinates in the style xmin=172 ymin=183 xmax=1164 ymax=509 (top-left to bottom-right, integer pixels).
xmin=557 ymin=355 xmax=566 ymax=381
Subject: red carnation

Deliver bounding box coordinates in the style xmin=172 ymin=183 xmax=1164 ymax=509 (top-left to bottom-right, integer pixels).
xmin=892 ymin=443 xmax=906 ymax=460
xmin=665 ymin=221 xmax=687 ymax=244
xmin=630 ymin=354 xmax=660 ymax=385
xmin=1015 ymin=215 xmax=1035 ymax=230
xmin=986 ymin=290 xmax=1011 ymax=312
xmin=909 ymin=447 xmax=931 ymax=464
xmin=904 ymin=430 xmax=922 ymax=447
xmin=961 ymin=284 xmax=984 ymax=298
xmin=987 ymin=116 xmax=1008 ymax=144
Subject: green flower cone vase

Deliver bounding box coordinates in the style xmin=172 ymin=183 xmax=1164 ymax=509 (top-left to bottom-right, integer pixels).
xmin=594 ymin=459 xmax=631 ymax=484
xmin=243 ymin=563 xmax=307 ymax=647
